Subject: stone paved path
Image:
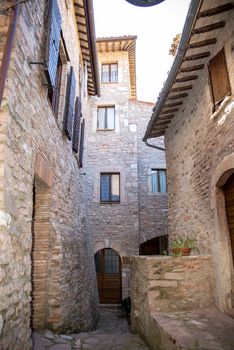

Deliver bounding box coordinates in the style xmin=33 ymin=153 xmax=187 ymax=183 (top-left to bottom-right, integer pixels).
xmin=33 ymin=310 xmax=150 ymax=350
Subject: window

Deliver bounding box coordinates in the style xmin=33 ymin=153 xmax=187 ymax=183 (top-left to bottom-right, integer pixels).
xmin=97 ymin=106 xmax=115 ymax=130
xmin=64 ymin=66 xmax=76 ymax=140
xmin=151 ymin=169 xmax=167 ymax=193
xmin=47 ymin=53 xmax=62 ymax=115
xmin=208 ymin=48 xmax=231 ymax=108
xmin=100 ymin=173 xmax=120 ymax=202
xmin=101 ymin=63 xmax=118 ymax=83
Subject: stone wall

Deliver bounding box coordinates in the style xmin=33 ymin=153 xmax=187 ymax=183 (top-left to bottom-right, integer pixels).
xmin=0 ymin=1 xmax=99 ymax=349
xmin=129 ymin=101 xmax=168 ymax=244
xmin=85 ymin=49 xmax=168 ymax=299
xmin=164 ymin=8 xmax=234 ymax=310
xmin=131 ymin=255 xmax=215 ymax=349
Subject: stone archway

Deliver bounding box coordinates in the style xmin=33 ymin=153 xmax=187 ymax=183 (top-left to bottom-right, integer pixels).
xmin=211 ymin=153 xmax=234 ymax=312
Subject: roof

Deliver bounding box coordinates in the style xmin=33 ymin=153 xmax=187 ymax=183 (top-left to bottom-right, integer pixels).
xmin=96 ymin=36 xmax=137 ymax=99
xmin=73 ymin=0 xmax=100 ymax=96
xmin=144 ymin=0 xmax=234 ymax=140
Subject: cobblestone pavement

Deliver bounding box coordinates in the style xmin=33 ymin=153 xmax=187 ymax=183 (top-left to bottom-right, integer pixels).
xmin=33 ymin=310 xmax=150 ymax=350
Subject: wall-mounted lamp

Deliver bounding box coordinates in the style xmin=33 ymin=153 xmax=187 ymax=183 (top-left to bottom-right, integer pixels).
xmin=125 ymin=0 xmax=166 ymax=7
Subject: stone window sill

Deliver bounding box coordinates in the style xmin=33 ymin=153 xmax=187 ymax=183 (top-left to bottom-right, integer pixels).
xmin=211 ymin=95 xmax=232 ymax=120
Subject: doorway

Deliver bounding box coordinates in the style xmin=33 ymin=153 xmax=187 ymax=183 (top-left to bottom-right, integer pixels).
xmin=224 ymin=173 xmax=234 ymax=267
xmin=94 ymin=248 xmax=122 ymax=304
xmin=31 ymin=177 xmax=51 ymax=329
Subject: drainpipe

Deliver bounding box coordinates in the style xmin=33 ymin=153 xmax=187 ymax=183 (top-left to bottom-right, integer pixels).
xmin=0 ymin=2 xmax=19 ymax=106
xmin=144 ymin=139 xmax=165 ymax=151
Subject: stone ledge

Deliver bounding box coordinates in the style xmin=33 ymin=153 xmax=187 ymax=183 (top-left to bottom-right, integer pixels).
xmin=144 ymin=308 xmax=234 ymax=350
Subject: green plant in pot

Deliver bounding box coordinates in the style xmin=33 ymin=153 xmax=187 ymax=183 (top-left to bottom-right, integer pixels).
xmin=171 ymin=236 xmax=197 ymax=257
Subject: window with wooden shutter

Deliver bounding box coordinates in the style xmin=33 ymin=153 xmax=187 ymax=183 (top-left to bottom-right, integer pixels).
xmin=208 ymin=48 xmax=231 ymax=107
xmin=72 ymin=97 xmax=82 ymax=153
xmin=46 ymin=0 xmax=62 ymax=87
xmin=79 ymin=120 xmax=85 ymax=168
xmin=64 ymin=66 xmax=76 ymax=140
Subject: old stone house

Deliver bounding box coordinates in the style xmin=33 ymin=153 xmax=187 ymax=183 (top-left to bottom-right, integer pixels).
xmin=0 ymin=0 xmax=101 ymax=349
xmin=144 ymin=0 xmax=234 ymax=316
xmin=85 ymin=36 xmax=168 ymax=304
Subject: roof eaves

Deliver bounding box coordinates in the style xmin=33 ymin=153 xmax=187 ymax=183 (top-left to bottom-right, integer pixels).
xmin=143 ymin=0 xmax=203 ymax=141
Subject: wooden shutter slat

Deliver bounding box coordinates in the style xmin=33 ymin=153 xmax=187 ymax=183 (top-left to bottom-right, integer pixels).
xmin=64 ymin=66 xmax=76 ymax=140
xmin=72 ymin=97 xmax=82 ymax=153
xmin=79 ymin=120 xmax=85 ymax=168
xmin=46 ymin=0 xmax=62 ymax=87
xmin=209 ymin=49 xmax=231 ymax=104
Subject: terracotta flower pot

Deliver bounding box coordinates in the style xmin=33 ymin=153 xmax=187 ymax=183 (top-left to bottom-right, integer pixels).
xmin=172 ymin=247 xmax=192 ymax=256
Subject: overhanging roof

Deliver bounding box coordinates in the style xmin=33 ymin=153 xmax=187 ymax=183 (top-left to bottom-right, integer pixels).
xmin=96 ymin=36 xmax=137 ymax=99
xmin=144 ymin=0 xmax=234 ymax=140
xmin=73 ymin=0 xmax=100 ymax=96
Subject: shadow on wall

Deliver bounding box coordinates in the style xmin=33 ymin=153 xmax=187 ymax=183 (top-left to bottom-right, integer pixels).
xmin=139 ymin=235 xmax=168 ymax=255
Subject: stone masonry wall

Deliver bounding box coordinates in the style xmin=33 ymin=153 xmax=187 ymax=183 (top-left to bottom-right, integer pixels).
xmin=165 ymin=7 xmax=234 ymax=253
xmin=0 ymin=1 xmax=98 ymax=349
xmin=86 ymin=51 xmax=140 ymax=259
xmin=131 ymin=255 xmax=215 ymax=348
xmin=85 ymin=49 xmax=168 ymax=299
xmin=129 ymin=101 xmax=168 ymax=244
xmin=164 ymin=6 xmax=234 ymax=310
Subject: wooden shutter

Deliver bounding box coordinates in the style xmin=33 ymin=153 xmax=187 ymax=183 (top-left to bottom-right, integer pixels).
xmin=79 ymin=120 xmax=85 ymax=168
xmin=46 ymin=0 xmax=62 ymax=87
xmin=209 ymin=49 xmax=231 ymax=105
xmin=72 ymin=97 xmax=82 ymax=153
xmin=64 ymin=66 xmax=76 ymax=140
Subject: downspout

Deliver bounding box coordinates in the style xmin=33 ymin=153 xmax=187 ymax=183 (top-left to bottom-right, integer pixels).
xmin=0 ymin=2 xmax=19 ymax=106
xmin=144 ymin=139 xmax=165 ymax=151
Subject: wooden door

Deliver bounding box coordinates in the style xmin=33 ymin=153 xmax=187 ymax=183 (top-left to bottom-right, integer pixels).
xmin=95 ymin=249 xmax=122 ymax=304
xmin=224 ymin=173 xmax=234 ymax=266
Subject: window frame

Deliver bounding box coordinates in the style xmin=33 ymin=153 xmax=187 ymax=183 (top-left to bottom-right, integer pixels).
xmin=101 ymin=63 xmax=118 ymax=83
xmin=208 ymin=48 xmax=231 ymax=110
xmin=151 ymin=169 xmax=167 ymax=193
xmin=47 ymin=35 xmax=69 ymax=119
xmin=97 ymin=106 xmax=115 ymax=130
xmin=100 ymin=173 xmax=120 ymax=203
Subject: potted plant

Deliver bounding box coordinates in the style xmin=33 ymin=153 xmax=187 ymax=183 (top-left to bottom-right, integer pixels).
xmin=171 ymin=236 xmax=198 ymax=256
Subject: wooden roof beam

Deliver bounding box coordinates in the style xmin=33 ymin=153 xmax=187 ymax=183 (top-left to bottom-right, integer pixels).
xmin=175 ymin=75 xmax=198 ymax=83
xmin=161 ymin=108 xmax=179 ymax=114
xmin=158 ymin=114 xmax=174 ymax=119
xmin=188 ymin=38 xmax=217 ymax=49
xmin=164 ymin=101 xmax=183 ymax=108
xmin=198 ymin=3 xmax=234 ymax=18
xmin=184 ymin=52 xmax=210 ymax=61
xmin=171 ymin=85 xmax=192 ymax=92
xmin=167 ymin=93 xmax=188 ymax=100
xmin=192 ymin=21 xmax=225 ymax=35
xmin=180 ymin=64 xmax=204 ymax=73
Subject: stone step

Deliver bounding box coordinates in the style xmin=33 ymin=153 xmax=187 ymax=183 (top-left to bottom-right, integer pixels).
xmin=99 ymin=304 xmax=120 ymax=312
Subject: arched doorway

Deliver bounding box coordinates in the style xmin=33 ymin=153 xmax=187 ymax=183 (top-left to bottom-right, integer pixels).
xmin=94 ymin=248 xmax=122 ymax=304
xmin=224 ymin=173 xmax=234 ymax=267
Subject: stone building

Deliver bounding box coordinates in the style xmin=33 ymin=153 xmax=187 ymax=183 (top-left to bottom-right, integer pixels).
xmin=0 ymin=0 xmax=100 ymax=348
xmin=144 ymin=0 xmax=234 ymax=315
xmin=85 ymin=36 xmax=168 ymax=304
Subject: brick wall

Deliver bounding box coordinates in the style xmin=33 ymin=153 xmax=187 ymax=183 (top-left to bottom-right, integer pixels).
xmin=0 ymin=1 xmax=99 ymax=348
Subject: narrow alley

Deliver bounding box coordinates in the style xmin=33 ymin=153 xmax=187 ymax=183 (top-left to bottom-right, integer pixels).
xmin=33 ymin=310 xmax=150 ymax=350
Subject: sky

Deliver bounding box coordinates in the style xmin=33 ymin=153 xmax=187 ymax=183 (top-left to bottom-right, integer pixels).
xmin=93 ymin=0 xmax=191 ymax=103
